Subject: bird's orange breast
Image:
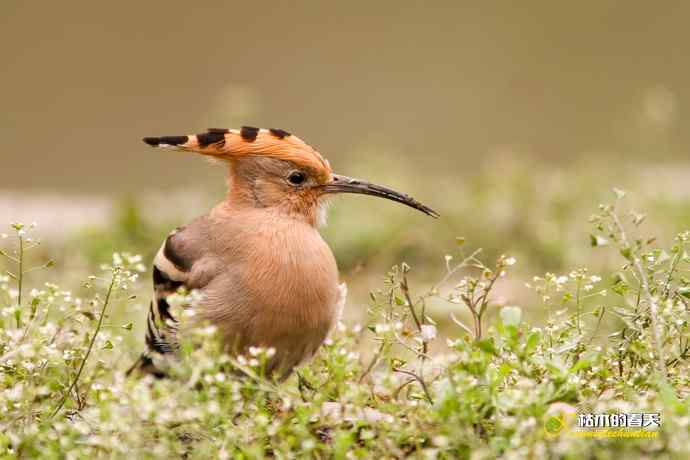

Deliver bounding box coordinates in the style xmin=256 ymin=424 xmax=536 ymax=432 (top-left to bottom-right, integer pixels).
xmin=203 ymin=206 xmax=340 ymax=375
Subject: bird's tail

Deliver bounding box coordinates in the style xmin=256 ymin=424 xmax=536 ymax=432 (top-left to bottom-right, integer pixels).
xmin=126 ymin=353 xmax=167 ymax=379
xmin=126 ymin=301 xmax=175 ymax=379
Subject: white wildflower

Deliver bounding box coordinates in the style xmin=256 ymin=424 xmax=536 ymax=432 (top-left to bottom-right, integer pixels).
xmin=301 ymin=439 xmax=316 ymax=450
xmin=5 ymin=384 xmax=23 ymax=401
xmin=374 ymin=323 xmax=391 ymax=334
xmin=421 ymin=324 xmax=437 ymax=341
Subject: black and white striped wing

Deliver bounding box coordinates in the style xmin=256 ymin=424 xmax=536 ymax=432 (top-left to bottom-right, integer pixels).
xmin=147 ymin=223 xmax=205 ymax=354
xmin=128 ymin=218 xmax=211 ymax=376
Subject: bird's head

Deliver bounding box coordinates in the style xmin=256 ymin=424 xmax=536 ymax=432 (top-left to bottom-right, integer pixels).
xmin=143 ymin=127 xmax=438 ymax=226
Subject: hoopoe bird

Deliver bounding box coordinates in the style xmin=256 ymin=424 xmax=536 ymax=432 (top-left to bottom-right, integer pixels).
xmin=128 ymin=127 xmax=437 ymax=380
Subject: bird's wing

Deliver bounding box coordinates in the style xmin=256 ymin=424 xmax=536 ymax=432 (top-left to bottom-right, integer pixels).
xmin=145 ymin=216 xmax=214 ymax=356
xmin=128 ymin=216 xmax=222 ymax=377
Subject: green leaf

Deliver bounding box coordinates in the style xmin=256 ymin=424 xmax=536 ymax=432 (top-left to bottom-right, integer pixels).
xmin=658 ymin=379 xmax=683 ymax=412
xmin=569 ymin=357 xmax=593 ymax=373
xmin=620 ymin=247 xmax=633 ymax=261
xmin=121 ymin=322 xmax=133 ymax=331
xmin=569 ymin=352 xmax=598 ymax=373
xmin=613 ymin=187 xmax=627 ymax=199
xmin=590 ymin=234 xmax=608 ymax=247
xmin=679 ymin=286 xmax=690 ymax=299
xmin=102 ymin=340 xmax=114 ymax=350
xmin=476 ymin=338 xmax=498 ymax=355
xmin=498 ymin=362 xmax=513 ymax=377
xmin=544 ymin=362 xmax=565 ymax=379
xmin=613 ymin=272 xmax=628 ymax=284
xmin=525 ymin=331 xmax=541 ymax=354
xmin=455 ymin=237 xmax=466 ymax=246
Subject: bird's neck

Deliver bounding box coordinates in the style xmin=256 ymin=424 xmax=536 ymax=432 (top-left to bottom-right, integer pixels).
xmin=223 ymin=175 xmax=322 ymax=227
xmin=215 ymin=194 xmax=322 ymax=228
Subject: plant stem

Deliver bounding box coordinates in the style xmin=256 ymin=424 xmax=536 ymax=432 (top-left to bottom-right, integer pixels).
xmin=401 ymin=272 xmax=431 ymax=392
xmin=393 ymin=367 xmax=434 ymax=404
xmin=610 ymin=211 xmax=667 ymax=378
xmin=431 ymin=248 xmax=482 ymax=294
xmin=450 ymin=312 xmax=474 ymax=338
xmin=401 ymin=274 xmax=422 ymax=331
xmin=475 ymin=269 xmax=501 ymax=339
xmin=359 ymin=341 xmax=386 ymax=383
xmin=662 ymin=249 xmax=682 ymax=300
xmin=49 ymin=269 xmax=117 ymax=419
xmin=588 ymin=306 xmax=606 ymax=345
xmin=575 ymin=278 xmax=582 ymax=335
xmin=17 ymin=235 xmax=23 ymax=308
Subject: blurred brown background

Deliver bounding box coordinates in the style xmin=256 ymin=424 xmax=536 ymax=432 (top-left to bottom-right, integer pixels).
xmin=2 ymin=1 xmax=688 ymax=195
xmin=2 ymin=0 xmax=690 ymax=335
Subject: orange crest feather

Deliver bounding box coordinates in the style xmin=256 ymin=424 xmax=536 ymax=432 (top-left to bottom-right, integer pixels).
xmin=143 ymin=127 xmax=332 ymax=181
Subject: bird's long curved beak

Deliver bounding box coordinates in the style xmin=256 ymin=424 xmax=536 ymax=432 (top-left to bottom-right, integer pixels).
xmin=319 ymin=174 xmax=439 ymax=218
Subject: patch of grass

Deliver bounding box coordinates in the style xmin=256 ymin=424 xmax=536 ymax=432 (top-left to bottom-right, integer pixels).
xmin=1 ymin=189 xmax=689 ymax=458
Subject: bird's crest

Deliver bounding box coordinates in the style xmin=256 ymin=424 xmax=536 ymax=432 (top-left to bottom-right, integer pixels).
xmin=143 ymin=127 xmax=331 ymax=181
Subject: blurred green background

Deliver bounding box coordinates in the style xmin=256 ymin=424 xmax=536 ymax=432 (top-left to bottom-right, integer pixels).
xmin=1 ymin=1 xmax=689 ymax=329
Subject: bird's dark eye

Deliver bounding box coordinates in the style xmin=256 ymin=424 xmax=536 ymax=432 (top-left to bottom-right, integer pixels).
xmin=287 ymin=171 xmax=307 ymax=186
